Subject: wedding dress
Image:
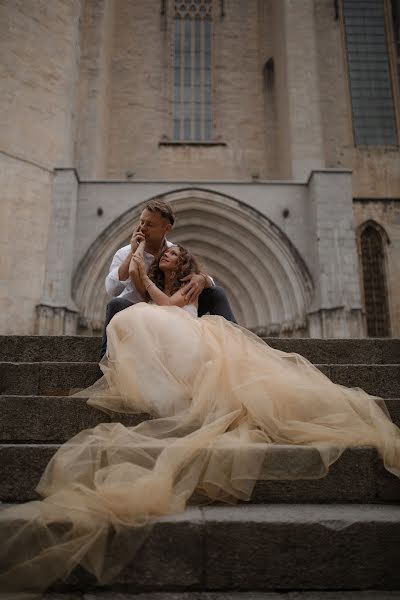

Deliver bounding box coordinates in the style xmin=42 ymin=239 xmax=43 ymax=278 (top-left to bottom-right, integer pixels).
xmin=1 ymin=302 xmax=399 ymax=598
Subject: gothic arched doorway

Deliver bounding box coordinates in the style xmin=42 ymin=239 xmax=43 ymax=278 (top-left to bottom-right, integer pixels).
xmin=358 ymin=221 xmax=391 ymax=337
xmin=73 ymin=189 xmax=313 ymax=336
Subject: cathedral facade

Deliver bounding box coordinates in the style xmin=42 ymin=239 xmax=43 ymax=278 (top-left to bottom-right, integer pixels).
xmin=1 ymin=0 xmax=399 ymax=337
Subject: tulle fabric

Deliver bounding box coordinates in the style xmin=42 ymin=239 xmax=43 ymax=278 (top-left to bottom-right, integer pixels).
xmin=1 ymin=303 xmax=400 ymax=598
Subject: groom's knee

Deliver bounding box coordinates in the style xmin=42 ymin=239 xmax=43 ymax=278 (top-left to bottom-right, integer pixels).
xmin=203 ymin=286 xmax=226 ymax=303
xmin=106 ymin=297 xmax=133 ymax=321
xmin=199 ymin=286 xmax=231 ymax=316
xmin=201 ymin=286 xmax=237 ymax=323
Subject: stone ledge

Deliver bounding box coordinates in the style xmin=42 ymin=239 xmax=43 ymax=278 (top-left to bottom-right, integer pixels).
xmin=1 ymin=505 xmax=399 ymax=592
xmin=1 ymin=362 xmax=399 ymax=397
xmin=1 ymin=445 xmax=399 ymax=504
xmin=1 ymin=396 xmax=399 ymax=444
xmin=0 ymin=337 xmax=399 ymax=365
xmin=38 ymin=592 xmax=400 ymax=599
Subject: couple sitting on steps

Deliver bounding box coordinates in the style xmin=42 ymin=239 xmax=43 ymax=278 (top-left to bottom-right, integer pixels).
xmin=1 ymin=199 xmax=400 ymax=598
xmin=100 ymin=198 xmax=236 ymax=358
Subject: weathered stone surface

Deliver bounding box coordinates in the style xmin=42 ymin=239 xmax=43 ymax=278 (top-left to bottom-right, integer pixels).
xmin=40 ymin=593 xmax=400 ymax=599
xmin=265 ymin=338 xmax=400 ymax=365
xmin=0 ymin=362 xmax=40 ymax=395
xmin=5 ymin=505 xmax=399 ymax=592
xmin=0 ymin=362 xmax=101 ymax=396
xmin=328 ymin=365 xmax=400 ymax=398
xmin=2 ymin=396 xmax=399 ymax=444
xmin=203 ymin=504 xmax=400 ymax=590
xmin=0 ymin=444 xmax=56 ymax=501
xmin=1 ymin=361 xmax=399 ymax=397
xmin=0 ymin=395 xmax=151 ymax=443
xmin=1 ymin=336 xmax=399 ymax=365
xmin=38 ymin=362 xmax=102 ymax=396
xmin=118 ymin=508 xmax=203 ymax=588
xmin=59 ymin=508 xmax=204 ymax=591
xmin=252 ymin=447 xmax=377 ymax=504
xmin=0 ymin=336 xmax=101 ymax=363
xmin=1 ymin=444 xmax=399 ymax=504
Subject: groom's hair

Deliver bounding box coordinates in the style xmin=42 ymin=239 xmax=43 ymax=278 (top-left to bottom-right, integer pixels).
xmin=145 ymin=199 xmax=175 ymax=225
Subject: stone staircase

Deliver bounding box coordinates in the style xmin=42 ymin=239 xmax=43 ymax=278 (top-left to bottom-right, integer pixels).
xmin=0 ymin=335 xmax=400 ymax=599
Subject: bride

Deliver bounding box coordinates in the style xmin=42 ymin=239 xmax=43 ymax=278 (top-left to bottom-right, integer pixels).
xmin=1 ymin=241 xmax=400 ymax=598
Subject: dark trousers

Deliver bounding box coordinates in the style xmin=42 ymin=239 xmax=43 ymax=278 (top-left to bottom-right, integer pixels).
xmin=100 ymin=286 xmax=237 ymax=358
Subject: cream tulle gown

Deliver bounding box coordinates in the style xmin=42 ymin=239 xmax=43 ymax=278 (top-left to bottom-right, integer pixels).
xmin=1 ymin=302 xmax=400 ymax=598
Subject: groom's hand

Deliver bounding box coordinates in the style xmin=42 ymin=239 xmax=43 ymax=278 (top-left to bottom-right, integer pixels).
xmin=130 ymin=227 xmax=145 ymax=254
xmin=180 ymin=273 xmax=207 ymax=303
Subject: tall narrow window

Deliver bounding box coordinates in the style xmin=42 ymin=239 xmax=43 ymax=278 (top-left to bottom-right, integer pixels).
xmin=391 ymin=0 xmax=400 ymax=83
xmin=343 ymin=0 xmax=398 ymax=145
xmin=360 ymin=224 xmax=390 ymax=337
xmin=173 ymin=0 xmax=213 ymax=141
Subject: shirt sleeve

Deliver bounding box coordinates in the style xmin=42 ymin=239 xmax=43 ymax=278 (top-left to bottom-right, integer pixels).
xmin=105 ymin=249 xmax=130 ymax=297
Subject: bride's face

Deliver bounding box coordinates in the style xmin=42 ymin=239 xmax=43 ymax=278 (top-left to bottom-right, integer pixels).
xmin=159 ymin=246 xmax=181 ymax=272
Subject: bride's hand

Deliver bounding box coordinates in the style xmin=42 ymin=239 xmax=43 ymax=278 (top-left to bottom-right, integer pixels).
xmin=129 ymin=254 xmax=146 ymax=278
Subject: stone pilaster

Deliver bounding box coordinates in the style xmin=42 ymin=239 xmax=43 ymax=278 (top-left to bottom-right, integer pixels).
xmin=75 ymin=0 xmax=114 ymax=179
xmin=36 ymin=169 xmax=79 ymax=335
xmin=275 ymin=0 xmax=325 ymax=179
xmin=307 ymin=170 xmax=364 ymax=338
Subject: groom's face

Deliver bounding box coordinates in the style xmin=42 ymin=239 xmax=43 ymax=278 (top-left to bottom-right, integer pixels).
xmin=138 ymin=208 xmax=172 ymax=246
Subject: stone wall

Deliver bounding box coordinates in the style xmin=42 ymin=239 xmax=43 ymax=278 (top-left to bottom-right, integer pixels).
xmin=0 ymin=155 xmax=52 ymax=334
xmin=1 ymin=0 xmax=399 ymax=336
xmin=105 ymin=0 xmax=273 ymax=180
xmin=313 ymin=0 xmax=400 ymax=197
xmin=0 ymin=0 xmax=81 ymax=334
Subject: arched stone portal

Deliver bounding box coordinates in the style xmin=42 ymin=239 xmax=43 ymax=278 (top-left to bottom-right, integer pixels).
xmin=73 ymin=190 xmax=314 ymax=336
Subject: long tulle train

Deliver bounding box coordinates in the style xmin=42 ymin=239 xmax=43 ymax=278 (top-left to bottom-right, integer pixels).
xmin=1 ymin=304 xmax=399 ymax=598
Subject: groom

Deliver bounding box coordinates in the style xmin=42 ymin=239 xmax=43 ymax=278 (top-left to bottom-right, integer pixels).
xmin=100 ymin=198 xmax=236 ymax=357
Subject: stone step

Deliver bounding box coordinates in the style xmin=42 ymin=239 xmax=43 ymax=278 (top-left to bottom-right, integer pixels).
xmin=0 ymin=336 xmax=399 ymax=365
xmin=37 ymin=592 xmax=400 ymax=599
xmin=1 ymin=396 xmax=399 ymax=444
xmin=2 ymin=505 xmax=399 ymax=591
xmin=1 ymin=362 xmax=400 ymax=397
xmin=0 ymin=361 xmax=102 ymax=396
xmin=0 ymin=395 xmax=151 ymax=443
xmin=1 ymin=444 xmax=399 ymax=504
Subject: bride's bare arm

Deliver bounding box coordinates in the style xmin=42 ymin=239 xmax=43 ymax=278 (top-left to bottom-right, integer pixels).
xmin=142 ymin=278 xmax=192 ymax=307
xmin=130 ymin=254 xmax=192 ymax=307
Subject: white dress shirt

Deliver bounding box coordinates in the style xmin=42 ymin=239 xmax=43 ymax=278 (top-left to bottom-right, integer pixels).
xmin=105 ymin=241 xmax=175 ymax=303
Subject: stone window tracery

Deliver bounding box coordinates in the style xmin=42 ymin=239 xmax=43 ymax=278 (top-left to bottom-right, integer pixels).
xmin=173 ymin=0 xmax=213 ymax=141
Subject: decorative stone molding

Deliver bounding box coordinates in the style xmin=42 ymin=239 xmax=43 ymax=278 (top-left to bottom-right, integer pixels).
xmin=175 ymin=0 xmax=212 ymax=19
xmin=72 ymin=189 xmax=314 ymax=336
xmin=35 ymin=305 xmax=78 ymax=336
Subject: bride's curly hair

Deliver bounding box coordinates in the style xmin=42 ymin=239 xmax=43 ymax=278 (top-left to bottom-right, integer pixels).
xmin=147 ymin=244 xmax=201 ymax=293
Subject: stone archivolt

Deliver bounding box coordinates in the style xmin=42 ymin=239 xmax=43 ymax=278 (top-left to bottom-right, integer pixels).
xmin=73 ymin=189 xmax=313 ymax=336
